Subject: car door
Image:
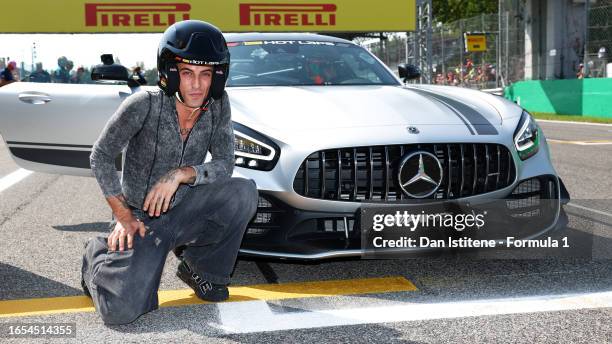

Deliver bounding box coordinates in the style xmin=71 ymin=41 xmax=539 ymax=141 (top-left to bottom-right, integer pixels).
xmin=0 ymin=81 xmax=150 ymax=176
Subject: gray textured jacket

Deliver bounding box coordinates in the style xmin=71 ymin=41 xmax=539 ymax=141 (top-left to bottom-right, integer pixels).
xmin=90 ymin=88 xmax=235 ymax=210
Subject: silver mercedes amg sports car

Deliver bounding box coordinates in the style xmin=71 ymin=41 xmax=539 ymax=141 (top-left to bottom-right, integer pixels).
xmin=0 ymin=33 xmax=569 ymax=259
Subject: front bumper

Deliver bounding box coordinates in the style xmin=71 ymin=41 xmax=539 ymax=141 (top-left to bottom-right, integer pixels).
xmin=239 ymin=174 xmax=569 ymax=260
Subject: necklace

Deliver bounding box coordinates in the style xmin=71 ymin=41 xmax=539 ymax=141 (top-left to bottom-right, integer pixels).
xmin=179 ymin=108 xmax=199 ymax=137
xmin=178 ymin=99 xmax=210 ymax=138
xmin=187 ymin=106 xmax=200 ymax=121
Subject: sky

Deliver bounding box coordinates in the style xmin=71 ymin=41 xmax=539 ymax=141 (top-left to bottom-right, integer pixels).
xmin=0 ymin=33 xmax=163 ymax=72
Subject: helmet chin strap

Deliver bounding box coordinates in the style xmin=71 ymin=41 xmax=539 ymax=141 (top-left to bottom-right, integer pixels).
xmin=175 ymin=91 xmax=211 ymax=119
xmin=175 ymin=90 xmax=208 ymax=109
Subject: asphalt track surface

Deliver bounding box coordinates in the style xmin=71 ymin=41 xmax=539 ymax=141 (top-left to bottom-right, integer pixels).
xmin=0 ymin=120 xmax=610 ymax=343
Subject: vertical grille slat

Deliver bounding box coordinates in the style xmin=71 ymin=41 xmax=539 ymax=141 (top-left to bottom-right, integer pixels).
xmin=459 ymin=144 xmax=465 ymax=197
xmin=496 ymin=145 xmax=501 ymax=189
xmin=293 ymin=143 xmax=514 ymax=202
xmin=368 ymin=147 xmax=374 ymax=200
xmin=472 ymin=144 xmax=478 ymax=195
xmin=352 ymin=148 xmax=358 ymax=200
xmin=303 ymin=156 xmax=309 ymax=196
xmin=320 ymin=151 xmax=326 ymax=198
xmin=399 ymin=145 xmax=404 ymax=200
xmin=337 ymin=149 xmax=342 ymax=200
xmin=351 ymin=148 xmax=357 ymax=200
xmin=383 ymin=146 xmax=389 ymax=200
xmin=433 ymin=144 xmax=439 ymax=197
xmin=447 ymin=145 xmax=452 ymax=197
xmin=484 ymin=145 xmax=490 ymax=193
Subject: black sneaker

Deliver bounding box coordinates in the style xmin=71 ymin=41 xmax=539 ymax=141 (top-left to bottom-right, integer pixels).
xmin=176 ymin=260 xmax=229 ymax=302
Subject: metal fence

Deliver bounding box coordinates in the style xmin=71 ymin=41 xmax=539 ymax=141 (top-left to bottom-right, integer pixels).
xmin=427 ymin=13 xmax=504 ymax=89
xmin=362 ymin=0 xmax=612 ymax=89
xmin=362 ymin=13 xmax=515 ymax=90
xmin=586 ymin=0 xmax=612 ymax=78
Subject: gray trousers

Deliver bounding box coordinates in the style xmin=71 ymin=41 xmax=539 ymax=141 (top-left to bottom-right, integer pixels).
xmin=81 ymin=177 xmax=259 ymax=325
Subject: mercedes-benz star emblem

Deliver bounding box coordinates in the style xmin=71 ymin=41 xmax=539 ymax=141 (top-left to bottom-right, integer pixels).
xmin=397 ymin=151 xmax=443 ymax=198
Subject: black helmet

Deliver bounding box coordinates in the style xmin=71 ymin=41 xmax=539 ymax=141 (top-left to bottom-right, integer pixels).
xmin=157 ymin=20 xmax=230 ymax=105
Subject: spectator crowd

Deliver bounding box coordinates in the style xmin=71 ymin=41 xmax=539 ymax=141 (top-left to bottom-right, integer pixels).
xmin=432 ymin=58 xmax=497 ymax=88
xmin=0 ymin=56 xmax=150 ymax=87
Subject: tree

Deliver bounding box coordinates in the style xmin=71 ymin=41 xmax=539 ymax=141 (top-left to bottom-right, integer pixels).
xmin=144 ymin=68 xmax=158 ymax=86
xmin=432 ymin=0 xmax=498 ymax=24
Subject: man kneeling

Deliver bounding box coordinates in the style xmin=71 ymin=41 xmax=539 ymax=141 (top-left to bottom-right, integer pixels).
xmin=81 ymin=20 xmax=258 ymax=325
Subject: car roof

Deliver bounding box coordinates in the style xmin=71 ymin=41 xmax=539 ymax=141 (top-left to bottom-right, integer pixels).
xmin=223 ymin=32 xmax=355 ymax=45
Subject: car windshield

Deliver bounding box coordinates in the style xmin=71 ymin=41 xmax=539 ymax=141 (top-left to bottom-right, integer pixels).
xmin=226 ymin=40 xmax=400 ymax=87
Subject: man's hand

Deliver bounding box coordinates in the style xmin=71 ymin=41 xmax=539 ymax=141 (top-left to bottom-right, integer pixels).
xmin=108 ymin=214 xmax=146 ymax=252
xmin=143 ymin=167 xmax=195 ymax=217
xmin=104 ymin=193 xmax=146 ymax=251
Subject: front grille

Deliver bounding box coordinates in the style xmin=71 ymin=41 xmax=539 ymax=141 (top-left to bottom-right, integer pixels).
xmin=293 ymin=144 xmax=516 ymax=202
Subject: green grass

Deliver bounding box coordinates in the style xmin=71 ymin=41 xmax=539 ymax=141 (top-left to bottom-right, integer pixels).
xmin=531 ymin=112 xmax=612 ymax=124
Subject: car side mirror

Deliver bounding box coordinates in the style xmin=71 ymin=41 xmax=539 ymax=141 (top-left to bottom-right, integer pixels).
xmin=398 ymin=63 xmax=421 ymax=82
xmin=91 ymin=54 xmax=140 ymax=88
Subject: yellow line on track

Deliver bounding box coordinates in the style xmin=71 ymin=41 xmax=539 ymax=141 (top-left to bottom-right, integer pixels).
xmin=0 ymin=276 xmax=417 ymax=318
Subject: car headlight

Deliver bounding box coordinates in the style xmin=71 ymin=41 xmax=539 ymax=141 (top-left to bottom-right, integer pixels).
xmin=513 ymin=110 xmax=540 ymax=160
xmin=233 ymin=122 xmax=280 ymax=171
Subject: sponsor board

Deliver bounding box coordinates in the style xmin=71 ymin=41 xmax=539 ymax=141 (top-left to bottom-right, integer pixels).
xmin=1 ymin=0 xmax=416 ymax=33
xmin=464 ymin=33 xmax=487 ymax=52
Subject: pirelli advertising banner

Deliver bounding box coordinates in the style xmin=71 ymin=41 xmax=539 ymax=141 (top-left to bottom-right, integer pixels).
xmin=1 ymin=0 xmax=416 ymax=33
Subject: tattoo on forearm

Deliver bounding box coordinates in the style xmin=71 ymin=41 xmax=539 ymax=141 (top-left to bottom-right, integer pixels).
xmin=116 ymin=194 xmax=130 ymax=210
xmin=159 ymin=168 xmax=180 ymax=183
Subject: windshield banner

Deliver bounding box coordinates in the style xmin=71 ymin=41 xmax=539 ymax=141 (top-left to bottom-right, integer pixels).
xmin=1 ymin=0 xmax=416 ymax=33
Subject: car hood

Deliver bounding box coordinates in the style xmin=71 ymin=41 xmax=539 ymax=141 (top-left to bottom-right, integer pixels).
xmin=227 ymin=85 xmax=503 ymax=132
